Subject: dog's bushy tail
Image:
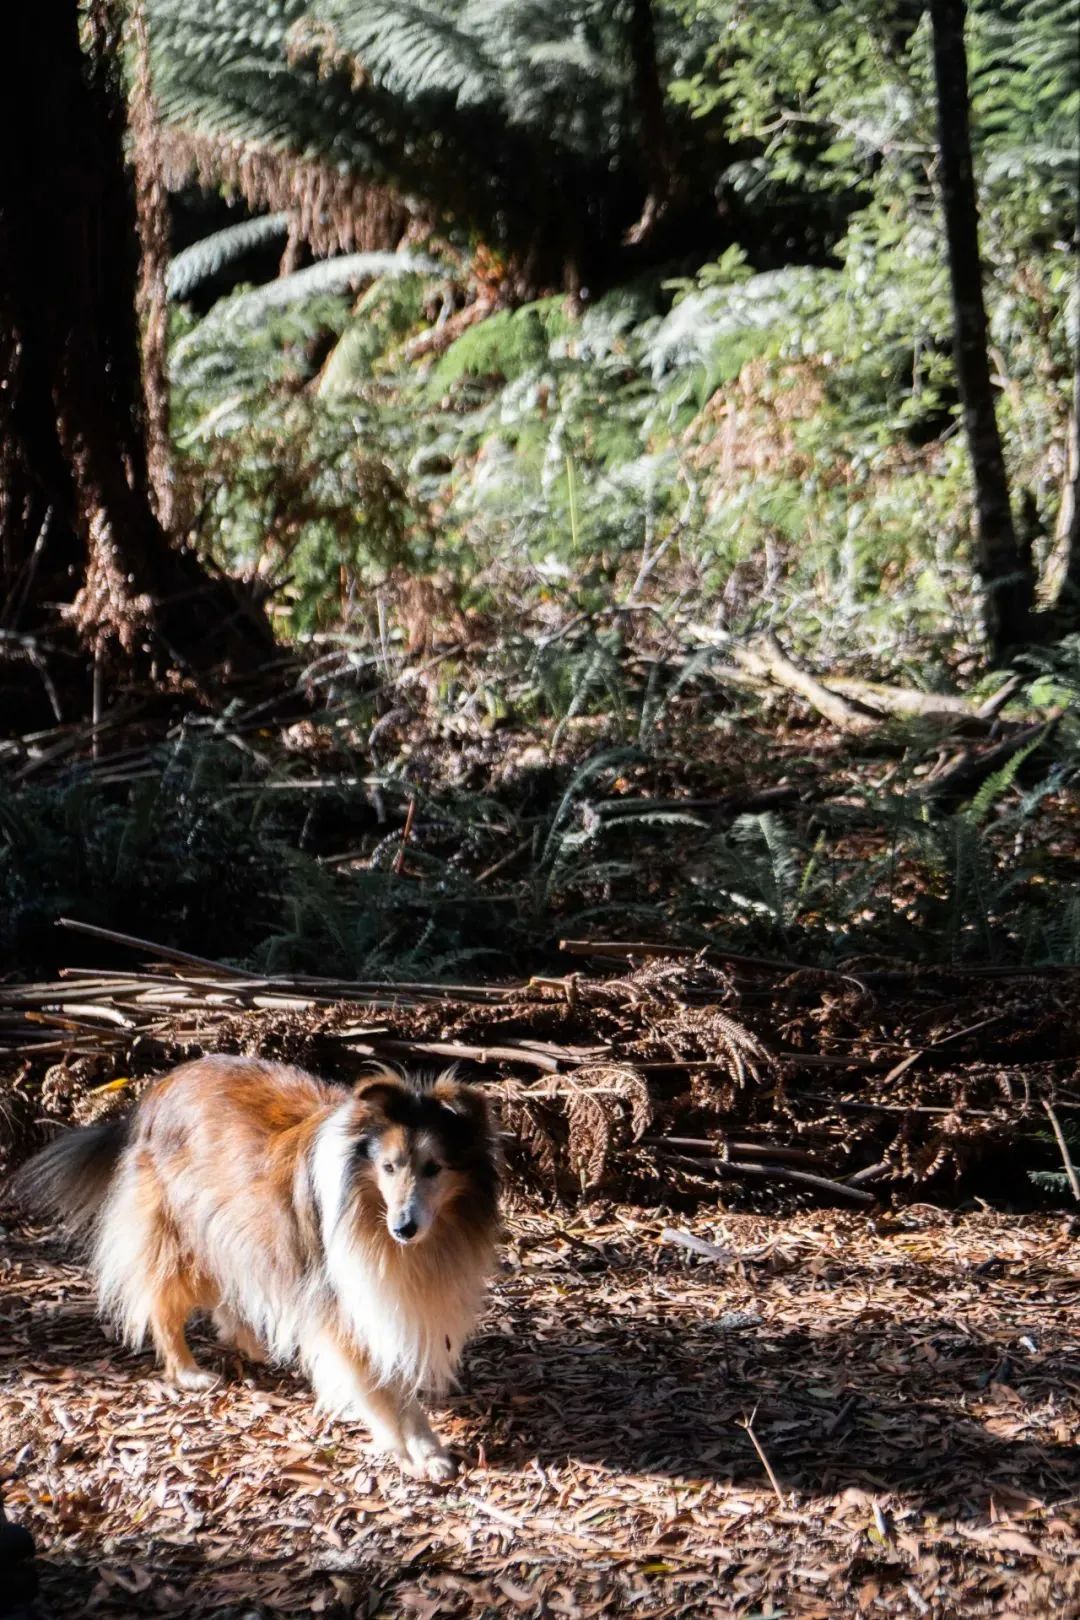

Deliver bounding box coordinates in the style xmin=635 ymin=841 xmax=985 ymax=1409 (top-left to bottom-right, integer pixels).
xmin=11 ymin=1119 xmax=129 ymax=1235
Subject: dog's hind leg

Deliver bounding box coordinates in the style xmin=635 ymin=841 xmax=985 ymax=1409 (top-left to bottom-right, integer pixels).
xmin=212 ymin=1305 xmax=268 ymax=1364
xmin=148 ymin=1273 xmax=217 ymax=1391
xmin=301 ymin=1323 xmax=457 ymax=1482
xmin=94 ymin=1155 xmax=216 ymax=1390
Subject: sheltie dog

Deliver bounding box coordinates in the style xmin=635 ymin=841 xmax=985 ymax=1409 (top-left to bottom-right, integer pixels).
xmin=14 ymin=1056 xmax=501 ymax=1481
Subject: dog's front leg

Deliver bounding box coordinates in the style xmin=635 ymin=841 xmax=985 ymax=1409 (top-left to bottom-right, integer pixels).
xmin=398 ymin=1395 xmax=457 ymax=1483
xmin=302 ymin=1325 xmax=455 ymax=1480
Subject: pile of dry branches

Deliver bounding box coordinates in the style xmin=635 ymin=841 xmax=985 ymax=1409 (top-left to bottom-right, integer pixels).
xmin=3 ymin=921 xmax=1078 ymax=1208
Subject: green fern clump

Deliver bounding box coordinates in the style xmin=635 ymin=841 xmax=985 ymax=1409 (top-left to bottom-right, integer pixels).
xmin=0 ymin=755 xmax=288 ymax=971
xmin=431 ymin=298 xmax=574 ymax=389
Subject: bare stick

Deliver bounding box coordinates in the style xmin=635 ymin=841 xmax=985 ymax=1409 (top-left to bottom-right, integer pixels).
xmin=740 ymin=1407 xmax=786 ymax=1504
xmin=647 ymin=1136 xmax=834 ymax=1169
xmin=731 ymin=634 xmax=877 ymax=735
xmin=1044 ymin=1100 xmax=1080 ymax=1203
xmin=392 ymin=797 xmax=416 ymax=875
xmin=56 ymin=918 xmax=250 ymax=978
xmin=662 ymin=1151 xmax=876 ymax=1206
xmin=825 ymin=676 xmax=985 ymax=721
xmin=348 ymin=1037 xmax=562 ymax=1072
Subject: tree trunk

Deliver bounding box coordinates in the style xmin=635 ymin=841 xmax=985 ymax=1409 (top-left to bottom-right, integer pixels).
xmin=0 ymin=0 xmax=275 ymax=717
xmin=623 ymin=0 xmax=680 ymax=247
xmin=1044 ymin=187 xmax=1080 ymax=619
xmin=929 ymin=0 xmax=1033 ymax=660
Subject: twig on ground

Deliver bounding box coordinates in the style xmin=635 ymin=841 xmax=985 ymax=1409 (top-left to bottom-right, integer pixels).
xmin=1043 ymin=1101 xmax=1080 ymax=1203
xmin=660 ymin=1229 xmax=737 ymax=1263
xmin=740 ymin=1406 xmax=787 ymax=1504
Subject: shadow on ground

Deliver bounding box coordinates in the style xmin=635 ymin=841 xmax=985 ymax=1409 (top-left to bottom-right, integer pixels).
xmin=7 ymin=1225 xmax=1076 ymax=1519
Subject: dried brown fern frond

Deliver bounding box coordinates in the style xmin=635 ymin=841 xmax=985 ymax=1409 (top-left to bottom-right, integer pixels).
xmin=576 ymin=956 xmax=736 ymax=1011
xmin=564 ymin=1088 xmax=617 ymax=1189
xmin=561 ymin=1063 xmax=655 ymax=1191
xmin=495 ymin=1087 xmax=563 ymax=1199
xmin=159 ymin=128 xmax=413 ymax=257
xmin=699 ymin=1008 xmax=773 ymax=1088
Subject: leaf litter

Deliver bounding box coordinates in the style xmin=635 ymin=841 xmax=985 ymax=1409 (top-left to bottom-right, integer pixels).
xmin=1 ymin=1204 xmax=1078 ymax=1618
xmin=2 ymin=943 xmax=1080 ymax=1615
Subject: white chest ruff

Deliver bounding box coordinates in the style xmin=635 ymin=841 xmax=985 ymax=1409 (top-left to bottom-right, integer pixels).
xmin=325 ymin=1230 xmax=485 ymax=1392
xmin=311 ymin=1104 xmax=488 ymax=1392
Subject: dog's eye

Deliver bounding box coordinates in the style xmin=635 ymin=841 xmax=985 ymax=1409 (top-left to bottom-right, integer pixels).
xmin=382 ymin=1161 xmax=396 ymax=1175
xmin=421 ymin=1160 xmax=441 ymax=1178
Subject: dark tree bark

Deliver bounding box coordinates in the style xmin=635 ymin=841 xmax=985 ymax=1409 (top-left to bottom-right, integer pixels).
xmin=623 ymin=0 xmax=681 ymax=246
xmin=929 ymin=0 xmax=1034 ymax=660
xmin=0 ymin=0 xmax=275 ymax=714
xmin=1046 ymin=188 xmax=1080 ymax=620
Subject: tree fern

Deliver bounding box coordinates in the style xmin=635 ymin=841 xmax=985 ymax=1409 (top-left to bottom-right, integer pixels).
xmin=147 ymin=0 xmax=716 ymax=289
xmin=296 ymin=1 xmax=499 ymax=107
xmin=174 ymin=249 xmax=437 ymax=358
xmin=166 ymin=212 xmax=292 ymax=300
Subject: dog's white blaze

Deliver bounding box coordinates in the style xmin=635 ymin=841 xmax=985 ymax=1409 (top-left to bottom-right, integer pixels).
xmin=310 ymin=1102 xmax=354 ymax=1244
xmin=311 ymin=1105 xmax=486 ymax=1394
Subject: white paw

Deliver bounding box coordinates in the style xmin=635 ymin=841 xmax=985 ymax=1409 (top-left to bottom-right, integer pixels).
xmin=404 ymin=1434 xmax=459 ymax=1483
xmin=172 ymin=1366 xmax=217 ymax=1392
xmin=421 ymin=1450 xmax=459 ymax=1484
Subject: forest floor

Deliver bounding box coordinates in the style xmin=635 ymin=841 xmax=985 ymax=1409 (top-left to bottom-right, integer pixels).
xmin=4 ymin=645 xmax=1080 ymax=1616
xmin=1 ymin=1204 xmax=1078 ymax=1619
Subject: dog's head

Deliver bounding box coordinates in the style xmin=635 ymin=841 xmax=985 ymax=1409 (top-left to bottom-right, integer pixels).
xmin=350 ymin=1070 xmax=499 ymax=1246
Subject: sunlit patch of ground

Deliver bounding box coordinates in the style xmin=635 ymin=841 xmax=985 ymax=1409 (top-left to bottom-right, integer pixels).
xmin=2 ymin=1207 xmax=1078 ymax=1618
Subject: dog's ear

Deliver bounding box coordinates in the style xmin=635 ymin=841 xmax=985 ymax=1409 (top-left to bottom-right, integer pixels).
xmin=353 ymin=1072 xmax=407 ymax=1120
xmin=431 ymin=1076 xmax=492 ymax=1136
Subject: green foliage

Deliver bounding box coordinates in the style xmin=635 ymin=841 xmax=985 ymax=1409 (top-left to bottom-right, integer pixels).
xmin=140 ymin=0 xmax=1080 ymax=986
xmin=157 ymin=0 xmax=1076 ymax=656
xmin=430 ymin=299 xmax=574 ymax=388
xmin=166 ymin=213 xmax=291 ymax=301
xmin=146 ymin=0 xmax=717 ymax=283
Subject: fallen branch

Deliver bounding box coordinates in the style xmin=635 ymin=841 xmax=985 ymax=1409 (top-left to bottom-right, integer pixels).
xmin=730 ymin=634 xmax=878 ymax=735
xmin=647 ymin=1136 xmax=832 ymax=1170
xmin=662 ymin=1151 xmax=877 ymax=1206
xmin=1043 ymin=1100 xmax=1080 ymax=1203
xmin=826 ymin=676 xmax=989 ymax=723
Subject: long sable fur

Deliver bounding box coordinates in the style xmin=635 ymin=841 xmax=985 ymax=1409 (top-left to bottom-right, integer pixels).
xmin=11 ymin=1056 xmax=501 ymax=1477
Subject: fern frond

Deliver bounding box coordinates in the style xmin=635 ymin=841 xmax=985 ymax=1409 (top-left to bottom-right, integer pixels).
xmin=167 ymin=213 xmax=292 ymax=300
xmin=964 ymin=732 xmax=1049 ymax=825
xmin=175 ymin=250 xmax=438 ymax=361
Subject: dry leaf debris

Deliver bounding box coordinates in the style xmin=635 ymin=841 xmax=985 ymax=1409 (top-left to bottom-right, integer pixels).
xmin=1 ymin=1207 xmax=1078 ymax=1618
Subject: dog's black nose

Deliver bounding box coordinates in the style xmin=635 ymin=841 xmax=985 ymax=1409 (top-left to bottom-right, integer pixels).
xmin=393 ymin=1217 xmax=417 ymax=1241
